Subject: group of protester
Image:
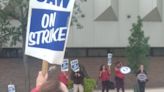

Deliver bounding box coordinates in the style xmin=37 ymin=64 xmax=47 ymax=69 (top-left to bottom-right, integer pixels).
xmin=99 ymin=61 xmax=148 ymax=92
xmin=31 ymin=61 xmax=148 ymax=92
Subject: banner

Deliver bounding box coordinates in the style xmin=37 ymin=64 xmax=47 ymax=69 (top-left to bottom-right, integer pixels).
xmin=61 ymin=59 xmax=69 ymax=71
xmin=71 ymin=59 xmax=79 ymax=72
xmin=25 ymin=0 xmax=75 ymax=64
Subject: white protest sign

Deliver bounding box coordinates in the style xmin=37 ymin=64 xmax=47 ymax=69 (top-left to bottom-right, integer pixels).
xmin=120 ymin=66 xmax=131 ymax=74
xmin=71 ymin=59 xmax=79 ymax=72
xmin=8 ymin=83 xmax=16 ymax=92
xmin=61 ymin=59 xmax=69 ymax=71
xmin=107 ymin=53 xmax=112 ymax=65
xmin=25 ymin=0 xmax=75 ymax=64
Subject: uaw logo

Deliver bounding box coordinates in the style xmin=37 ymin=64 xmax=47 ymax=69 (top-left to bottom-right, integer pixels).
xmin=137 ymin=73 xmax=147 ymax=82
xmin=28 ymin=0 xmax=70 ymax=51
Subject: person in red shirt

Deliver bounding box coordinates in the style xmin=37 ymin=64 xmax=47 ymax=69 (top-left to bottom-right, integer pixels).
xmin=99 ymin=64 xmax=111 ymax=92
xmin=58 ymin=71 xmax=69 ymax=86
xmin=114 ymin=61 xmax=125 ymax=92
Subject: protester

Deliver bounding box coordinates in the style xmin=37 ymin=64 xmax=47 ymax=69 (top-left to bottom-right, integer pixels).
xmin=99 ymin=64 xmax=111 ymax=92
xmin=58 ymin=71 xmax=69 ymax=86
xmin=136 ymin=64 xmax=148 ymax=92
xmin=71 ymin=68 xmax=85 ymax=92
xmin=114 ymin=61 xmax=125 ymax=92
xmin=31 ymin=66 xmax=68 ymax=92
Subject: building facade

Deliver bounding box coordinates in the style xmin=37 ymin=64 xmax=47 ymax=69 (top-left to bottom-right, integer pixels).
xmin=1 ymin=0 xmax=164 ymax=57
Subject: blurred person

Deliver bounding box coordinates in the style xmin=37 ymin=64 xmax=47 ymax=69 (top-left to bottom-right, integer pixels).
xmin=71 ymin=69 xmax=85 ymax=92
xmin=136 ymin=64 xmax=148 ymax=92
xmin=58 ymin=71 xmax=69 ymax=86
xmin=114 ymin=61 xmax=125 ymax=92
xmin=99 ymin=64 xmax=111 ymax=92
xmin=31 ymin=66 xmax=68 ymax=92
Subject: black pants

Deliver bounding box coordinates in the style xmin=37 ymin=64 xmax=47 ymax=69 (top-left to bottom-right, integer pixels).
xmin=102 ymin=80 xmax=109 ymax=92
xmin=138 ymin=81 xmax=146 ymax=92
xmin=115 ymin=77 xmax=124 ymax=92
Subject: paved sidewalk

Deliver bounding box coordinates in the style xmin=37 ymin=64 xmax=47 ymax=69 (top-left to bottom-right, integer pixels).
xmin=93 ymin=88 xmax=164 ymax=92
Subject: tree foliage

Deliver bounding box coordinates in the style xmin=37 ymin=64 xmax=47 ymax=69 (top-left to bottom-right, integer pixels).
xmin=126 ymin=16 xmax=150 ymax=73
xmin=0 ymin=0 xmax=86 ymax=47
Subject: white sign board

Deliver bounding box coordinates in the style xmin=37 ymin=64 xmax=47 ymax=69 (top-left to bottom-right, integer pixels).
xmin=120 ymin=66 xmax=131 ymax=74
xmin=107 ymin=53 xmax=112 ymax=65
xmin=61 ymin=59 xmax=69 ymax=71
xmin=71 ymin=59 xmax=79 ymax=72
xmin=8 ymin=84 xmax=16 ymax=92
xmin=25 ymin=0 xmax=75 ymax=64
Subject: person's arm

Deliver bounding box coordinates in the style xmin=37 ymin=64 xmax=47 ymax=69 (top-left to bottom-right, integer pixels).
xmin=136 ymin=70 xmax=140 ymax=76
xmin=99 ymin=71 xmax=102 ymax=79
xmin=78 ymin=71 xmax=84 ymax=78
xmin=31 ymin=86 xmax=40 ymax=92
xmin=144 ymin=70 xmax=149 ymax=82
xmin=107 ymin=65 xmax=111 ymax=74
xmin=31 ymin=71 xmax=47 ymax=92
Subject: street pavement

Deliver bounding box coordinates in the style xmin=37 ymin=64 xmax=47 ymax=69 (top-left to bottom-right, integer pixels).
xmin=93 ymin=88 xmax=164 ymax=92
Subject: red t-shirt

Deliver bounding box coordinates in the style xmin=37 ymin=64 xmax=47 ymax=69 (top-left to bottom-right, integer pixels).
xmin=58 ymin=72 xmax=68 ymax=86
xmin=115 ymin=67 xmax=125 ymax=79
xmin=100 ymin=70 xmax=110 ymax=81
xmin=31 ymin=86 xmax=40 ymax=92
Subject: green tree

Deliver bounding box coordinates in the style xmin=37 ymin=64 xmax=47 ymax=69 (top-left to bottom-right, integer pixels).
xmin=126 ymin=16 xmax=150 ymax=73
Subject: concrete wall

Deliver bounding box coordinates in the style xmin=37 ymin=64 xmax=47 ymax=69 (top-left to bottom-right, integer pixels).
xmin=67 ymin=0 xmax=164 ymax=48
xmin=4 ymin=0 xmax=164 ymax=48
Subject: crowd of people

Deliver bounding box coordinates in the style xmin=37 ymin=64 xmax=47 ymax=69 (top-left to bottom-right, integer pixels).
xmin=99 ymin=61 xmax=148 ymax=92
xmin=31 ymin=61 xmax=148 ymax=92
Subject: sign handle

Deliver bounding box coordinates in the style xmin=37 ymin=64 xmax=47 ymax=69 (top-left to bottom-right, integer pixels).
xmin=42 ymin=60 xmax=49 ymax=76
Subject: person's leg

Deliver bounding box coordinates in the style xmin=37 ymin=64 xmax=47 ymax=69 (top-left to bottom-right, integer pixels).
xmin=102 ymin=81 xmax=106 ymax=92
xmin=105 ymin=80 xmax=109 ymax=92
xmin=73 ymin=84 xmax=78 ymax=92
xmin=121 ymin=79 xmax=124 ymax=92
xmin=79 ymin=84 xmax=84 ymax=92
xmin=138 ymin=81 xmax=142 ymax=92
xmin=115 ymin=77 xmax=120 ymax=92
xmin=140 ymin=82 xmax=145 ymax=92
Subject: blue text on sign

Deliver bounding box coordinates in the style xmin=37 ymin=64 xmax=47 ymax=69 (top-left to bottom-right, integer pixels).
xmin=28 ymin=9 xmax=70 ymax=51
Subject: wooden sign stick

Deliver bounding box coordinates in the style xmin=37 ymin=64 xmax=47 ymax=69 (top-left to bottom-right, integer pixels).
xmin=42 ymin=60 xmax=49 ymax=76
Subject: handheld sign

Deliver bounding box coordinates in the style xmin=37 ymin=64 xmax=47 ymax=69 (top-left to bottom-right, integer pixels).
xmin=61 ymin=59 xmax=69 ymax=71
xmin=25 ymin=0 xmax=75 ymax=64
xmin=137 ymin=73 xmax=148 ymax=82
xmin=71 ymin=59 xmax=80 ymax=72
xmin=8 ymin=82 xmax=16 ymax=92
xmin=120 ymin=66 xmax=131 ymax=74
xmin=107 ymin=53 xmax=112 ymax=65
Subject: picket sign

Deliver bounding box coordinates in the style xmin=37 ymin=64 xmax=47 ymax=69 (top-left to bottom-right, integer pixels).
xmin=25 ymin=0 xmax=75 ymax=74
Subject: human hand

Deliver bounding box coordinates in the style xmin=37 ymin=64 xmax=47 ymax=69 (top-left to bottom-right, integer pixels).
xmin=36 ymin=71 xmax=48 ymax=87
